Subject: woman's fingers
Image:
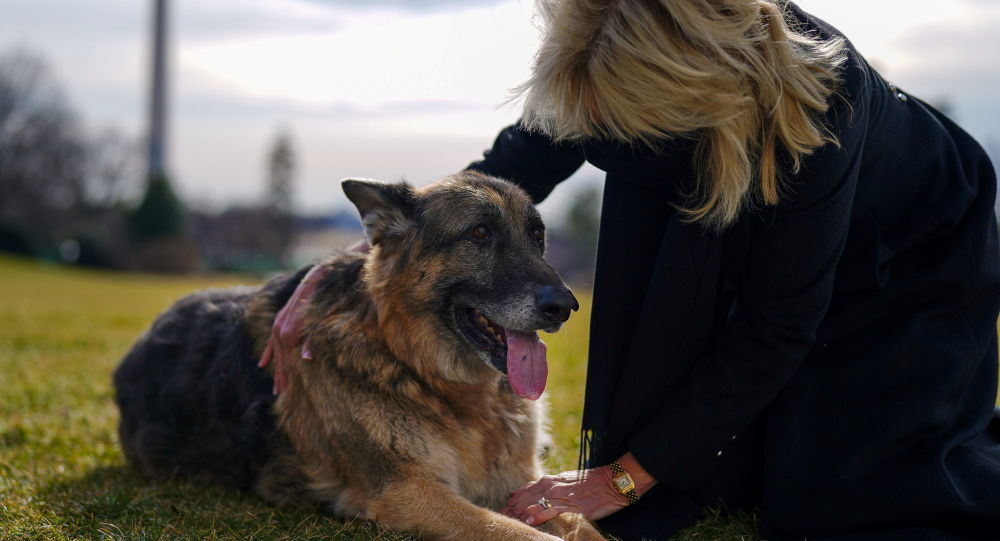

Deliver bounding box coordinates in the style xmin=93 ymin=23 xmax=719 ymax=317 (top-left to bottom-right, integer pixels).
xmin=507 ymin=483 xmax=551 ymax=514
xmin=259 ymin=339 xmax=274 ymax=369
xmin=521 ymin=502 xmax=569 ymax=525
xmin=502 ymin=493 xmax=534 ymax=517
xmin=502 ymin=479 xmax=549 ymax=517
xmin=508 ymin=478 xmax=547 ymax=501
xmin=514 ymin=488 xmax=572 ymax=522
xmin=516 ymin=502 xmax=542 ymax=523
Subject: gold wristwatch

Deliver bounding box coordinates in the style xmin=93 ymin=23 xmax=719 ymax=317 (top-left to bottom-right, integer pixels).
xmin=609 ymin=460 xmax=640 ymax=505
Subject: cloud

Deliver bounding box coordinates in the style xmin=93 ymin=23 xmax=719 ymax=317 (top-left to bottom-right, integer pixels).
xmin=175 ymin=92 xmax=486 ymax=121
xmin=178 ymin=2 xmax=538 ymax=109
xmin=893 ymin=16 xmax=1000 ymax=73
xmin=0 ymin=0 xmax=345 ymax=48
xmin=177 ymin=0 xmax=345 ymax=41
xmin=298 ymin=0 xmax=507 ymax=14
xmin=0 ymin=0 xmax=142 ymax=43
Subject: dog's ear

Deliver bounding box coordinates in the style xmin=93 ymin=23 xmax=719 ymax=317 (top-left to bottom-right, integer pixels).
xmin=342 ymin=178 xmax=416 ymax=245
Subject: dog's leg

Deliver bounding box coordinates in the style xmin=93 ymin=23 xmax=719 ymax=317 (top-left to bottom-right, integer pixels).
xmin=254 ymin=449 xmax=314 ymax=505
xmin=537 ymin=513 xmax=606 ymax=541
xmin=369 ymin=474 xmax=561 ymax=541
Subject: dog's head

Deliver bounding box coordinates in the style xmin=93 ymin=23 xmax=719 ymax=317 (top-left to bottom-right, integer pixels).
xmin=342 ymin=171 xmax=578 ymax=400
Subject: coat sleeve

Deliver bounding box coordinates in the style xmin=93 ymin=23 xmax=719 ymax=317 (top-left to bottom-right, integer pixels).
xmin=628 ymin=68 xmax=871 ymax=491
xmin=465 ymin=122 xmax=586 ymax=203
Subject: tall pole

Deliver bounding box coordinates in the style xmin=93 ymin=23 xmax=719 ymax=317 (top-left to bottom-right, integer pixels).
xmin=147 ymin=0 xmax=168 ymax=181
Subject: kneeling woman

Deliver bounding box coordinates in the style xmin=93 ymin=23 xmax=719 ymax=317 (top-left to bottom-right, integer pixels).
xmin=469 ymin=1 xmax=1000 ymax=540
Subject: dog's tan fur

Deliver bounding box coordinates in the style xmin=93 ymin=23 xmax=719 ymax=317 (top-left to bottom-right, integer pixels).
xmin=240 ymin=173 xmax=604 ymax=540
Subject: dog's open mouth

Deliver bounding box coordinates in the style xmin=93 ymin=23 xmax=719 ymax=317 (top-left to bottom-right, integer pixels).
xmin=458 ymin=307 xmax=548 ymax=401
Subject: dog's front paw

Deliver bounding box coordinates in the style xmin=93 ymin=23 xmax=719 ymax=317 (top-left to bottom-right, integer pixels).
xmin=563 ymin=524 xmax=606 ymax=541
xmin=537 ymin=513 xmax=606 ymax=541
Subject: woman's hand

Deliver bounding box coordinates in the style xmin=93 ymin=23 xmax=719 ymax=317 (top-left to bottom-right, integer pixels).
xmin=258 ymin=238 xmax=369 ymax=394
xmin=501 ymin=467 xmax=625 ymax=525
xmin=500 ymin=453 xmax=657 ymax=526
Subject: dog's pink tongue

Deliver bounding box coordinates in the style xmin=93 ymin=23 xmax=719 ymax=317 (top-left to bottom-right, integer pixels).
xmin=505 ymin=330 xmax=547 ymax=400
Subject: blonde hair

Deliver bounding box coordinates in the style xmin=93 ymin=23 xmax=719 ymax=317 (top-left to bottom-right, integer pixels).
xmin=515 ymin=0 xmax=847 ymax=229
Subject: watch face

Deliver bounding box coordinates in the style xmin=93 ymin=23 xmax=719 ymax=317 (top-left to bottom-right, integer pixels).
xmin=615 ymin=475 xmax=632 ymax=491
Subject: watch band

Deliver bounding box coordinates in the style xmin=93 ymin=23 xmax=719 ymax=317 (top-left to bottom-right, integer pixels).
xmin=609 ymin=460 xmax=640 ymax=505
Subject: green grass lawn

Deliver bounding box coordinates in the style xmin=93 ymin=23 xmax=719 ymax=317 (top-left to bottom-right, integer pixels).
xmin=0 ymin=253 xmax=759 ymax=540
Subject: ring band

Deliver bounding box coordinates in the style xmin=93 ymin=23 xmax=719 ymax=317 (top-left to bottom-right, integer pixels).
xmin=538 ymin=497 xmax=551 ymax=509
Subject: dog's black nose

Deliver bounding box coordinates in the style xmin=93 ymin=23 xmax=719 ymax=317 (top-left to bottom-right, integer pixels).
xmin=536 ymin=286 xmax=579 ymax=323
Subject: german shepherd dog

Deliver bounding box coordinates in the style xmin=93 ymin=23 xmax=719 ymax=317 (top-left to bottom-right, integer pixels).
xmin=113 ymin=172 xmax=605 ymax=540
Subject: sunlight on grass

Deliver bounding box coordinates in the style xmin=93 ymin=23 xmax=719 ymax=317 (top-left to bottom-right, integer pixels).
xmin=4 ymin=253 xmax=996 ymax=540
xmin=21 ymin=253 xmax=1000 ymax=540
xmin=540 ymin=290 xmax=591 ymax=473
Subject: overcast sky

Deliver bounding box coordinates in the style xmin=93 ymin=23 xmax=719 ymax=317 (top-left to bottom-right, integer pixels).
xmin=1 ymin=0 xmax=998 ymax=220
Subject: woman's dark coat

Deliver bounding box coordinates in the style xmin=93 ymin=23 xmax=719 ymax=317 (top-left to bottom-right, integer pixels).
xmin=467 ymin=4 xmax=1000 ymax=540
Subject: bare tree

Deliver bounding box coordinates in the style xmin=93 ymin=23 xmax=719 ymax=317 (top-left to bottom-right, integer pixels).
xmin=267 ymin=130 xmax=294 ymax=215
xmin=86 ymin=128 xmax=142 ymax=208
xmin=0 ymin=47 xmax=147 ymax=266
xmin=261 ymin=129 xmax=296 ymax=266
xmin=0 ymin=48 xmax=87 ymax=236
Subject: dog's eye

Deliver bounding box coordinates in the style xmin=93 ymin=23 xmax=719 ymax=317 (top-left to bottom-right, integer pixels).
xmin=532 ymin=227 xmax=545 ymax=245
xmin=468 ymin=224 xmax=491 ymax=241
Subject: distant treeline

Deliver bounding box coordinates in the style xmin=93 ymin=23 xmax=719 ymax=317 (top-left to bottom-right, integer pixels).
xmin=0 ymin=46 xmax=601 ymax=279
xmin=0 ymin=47 xmax=300 ymax=273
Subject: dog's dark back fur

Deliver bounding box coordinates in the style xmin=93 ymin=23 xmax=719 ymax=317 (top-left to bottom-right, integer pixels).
xmin=114 ymin=266 xmax=311 ymax=488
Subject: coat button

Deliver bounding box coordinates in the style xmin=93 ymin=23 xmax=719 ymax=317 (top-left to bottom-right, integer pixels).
xmin=896 ymin=92 xmax=908 ymax=103
xmin=716 ymin=450 xmax=724 ymax=457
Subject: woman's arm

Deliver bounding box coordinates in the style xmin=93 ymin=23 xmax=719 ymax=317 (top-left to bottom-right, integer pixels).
xmin=466 ymin=122 xmax=586 ymax=202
